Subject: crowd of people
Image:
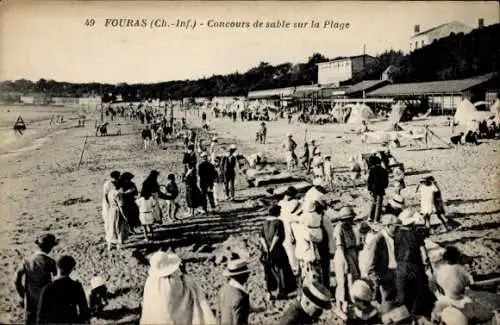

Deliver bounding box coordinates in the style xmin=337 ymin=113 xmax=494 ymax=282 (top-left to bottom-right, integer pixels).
xmin=12 ymin=104 xmax=497 ymax=325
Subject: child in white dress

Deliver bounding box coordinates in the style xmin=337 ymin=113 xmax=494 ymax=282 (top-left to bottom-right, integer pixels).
xmin=137 ymin=191 xmax=155 ymax=241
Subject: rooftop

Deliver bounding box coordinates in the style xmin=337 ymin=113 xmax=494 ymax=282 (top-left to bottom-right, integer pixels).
xmin=367 ymin=73 xmax=497 ymax=97
xmin=411 ymin=20 xmax=472 ymax=39
xmin=316 ymin=54 xmax=375 ymax=65
xmin=345 ymin=80 xmax=390 ymax=95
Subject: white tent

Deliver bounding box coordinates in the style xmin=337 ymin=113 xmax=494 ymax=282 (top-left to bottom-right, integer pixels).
xmin=490 ymin=99 xmax=500 ymax=122
xmin=389 ymin=101 xmax=407 ymax=123
xmin=347 ymin=103 xmax=375 ymax=124
xmin=454 ymin=99 xmax=492 ymax=125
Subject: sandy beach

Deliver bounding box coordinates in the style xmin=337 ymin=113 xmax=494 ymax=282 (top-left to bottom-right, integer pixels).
xmin=0 ymin=106 xmax=499 ymax=324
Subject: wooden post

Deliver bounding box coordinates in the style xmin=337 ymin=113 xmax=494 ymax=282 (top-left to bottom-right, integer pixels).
xmin=77 ymin=135 xmax=89 ymax=170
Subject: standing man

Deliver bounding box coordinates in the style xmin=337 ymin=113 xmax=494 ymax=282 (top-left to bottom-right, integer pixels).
xmin=36 ymin=255 xmax=90 ymax=324
xmin=183 ymin=143 xmax=197 ymax=174
xmin=367 ymin=155 xmax=389 ymax=223
xmin=14 ymin=234 xmax=59 ymax=325
xmin=198 ymin=152 xmax=218 ymax=213
xmin=142 ymin=125 xmax=152 ymax=150
xmin=218 ymin=259 xmax=251 ymax=325
xmin=282 ymin=134 xmax=298 ymax=169
xmin=222 ymin=144 xmax=238 ymax=201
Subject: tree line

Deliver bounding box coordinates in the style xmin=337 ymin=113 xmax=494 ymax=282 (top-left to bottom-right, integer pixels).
xmin=1 ymin=23 xmax=498 ymax=102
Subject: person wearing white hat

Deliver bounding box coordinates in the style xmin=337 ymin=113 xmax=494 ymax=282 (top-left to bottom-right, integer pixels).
xmin=439 ymin=306 xmax=468 ymax=325
xmin=218 ymin=259 xmax=251 ymax=325
xmin=347 ymin=279 xmax=379 ymax=323
xmin=209 ymin=137 xmax=219 ymax=163
xmin=277 ymin=281 xmax=331 ymax=325
xmin=301 ymin=180 xmax=334 ymax=288
xmin=360 ymin=214 xmax=401 ymax=309
xmin=333 ymin=206 xmax=360 ymax=315
xmin=88 ymin=276 xmax=108 ymax=316
xmin=140 ymin=251 xmax=215 ymax=325
xmin=393 ymin=210 xmax=436 ymax=319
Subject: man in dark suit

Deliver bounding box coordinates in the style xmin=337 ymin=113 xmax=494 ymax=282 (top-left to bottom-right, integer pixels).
xmin=36 ymin=255 xmax=90 ymax=324
xmin=14 ymin=234 xmax=59 ymax=325
xmin=367 ymin=155 xmax=389 ymax=222
xmin=218 ymin=259 xmax=250 ymax=325
xmin=278 ymin=281 xmax=331 ymax=325
xmin=198 ymin=152 xmax=218 ymax=213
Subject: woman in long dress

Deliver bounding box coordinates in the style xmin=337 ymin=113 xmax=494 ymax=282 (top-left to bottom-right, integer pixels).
xmin=141 ymin=170 xmax=169 ymax=224
xmin=105 ymin=182 xmax=129 ymax=250
xmin=120 ymin=172 xmax=140 ymax=231
xmin=140 ymin=251 xmax=215 ymax=325
xmin=184 ymin=163 xmax=203 ymax=217
xmin=260 ymin=205 xmax=297 ymax=300
xmin=102 ymin=171 xmax=120 ymax=232
xmin=278 ymin=186 xmax=300 ymax=274
xmin=333 ymin=206 xmax=360 ymax=317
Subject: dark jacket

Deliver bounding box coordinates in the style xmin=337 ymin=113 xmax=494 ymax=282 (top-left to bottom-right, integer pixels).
xmin=222 ymin=154 xmax=238 ymax=177
xmin=367 ymin=165 xmax=389 ymax=195
xmin=198 ymin=161 xmax=217 ymax=188
xmin=218 ymin=283 xmax=249 ymax=325
xmin=278 ymin=301 xmax=317 ymax=325
xmin=37 ymin=277 xmax=90 ymax=324
xmin=365 ymin=233 xmax=390 ymax=285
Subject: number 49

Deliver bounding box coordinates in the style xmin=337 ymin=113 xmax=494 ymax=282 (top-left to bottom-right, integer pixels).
xmin=85 ymin=19 xmax=95 ymax=27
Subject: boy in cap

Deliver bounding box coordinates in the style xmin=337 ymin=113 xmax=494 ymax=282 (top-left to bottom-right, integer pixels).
xmin=15 ymin=234 xmax=59 ymax=325
xmin=37 ymin=255 xmax=90 ymax=324
xmin=277 ymin=281 xmax=331 ymax=325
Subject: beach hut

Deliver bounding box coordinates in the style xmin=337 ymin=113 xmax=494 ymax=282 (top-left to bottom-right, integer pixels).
xmin=347 ymin=103 xmax=375 ymax=124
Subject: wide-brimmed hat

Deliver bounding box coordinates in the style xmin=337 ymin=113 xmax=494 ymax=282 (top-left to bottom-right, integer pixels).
xmin=35 ymin=234 xmax=59 ymax=248
xmin=212 ymin=136 xmax=218 ymax=141
xmin=381 ymin=214 xmax=401 ymax=226
xmin=389 ymin=194 xmax=404 ymax=209
xmin=200 ymin=152 xmax=208 ymax=159
xmin=312 ymin=178 xmax=325 ymax=187
xmin=90 ymin=276 xmax=106 ymax=290
xmin=398 ymin=209 xmax=421 ymax=226
xmin=229 ymin=144 xmax=237 ymax=150
xmin=287 ymin=133 xmax=293 ymax=137
xmin=338 ymin=206 xmax=356 ymax=220
xmin=148 ymin=251 xmax=182 ymax=278
xmin=441 ymin=307 xmax=468 ymax=325
xmin=351 ymin=279 xmax=374 ymax=302
xmin=223 ymin=259 xmax=250 ymax=277
xmin=420 ymin=176 xmax=433 ymax=183
xmin=303 ymin=281 xmax=332 ymax=309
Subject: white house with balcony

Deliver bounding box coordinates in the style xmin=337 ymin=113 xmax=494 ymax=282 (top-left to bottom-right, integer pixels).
xmin=316 ymin=55 xmax=375 ymax=87
xmin=409 ymin=21 xmax=474 ymax=52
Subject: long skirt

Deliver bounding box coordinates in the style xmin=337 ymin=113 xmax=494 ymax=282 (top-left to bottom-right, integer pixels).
xmin=261 ymin=248 xmax=297 ymax=296
xmin=106 ymin=206 xmax=129 ymax=244
xmin=334 ymin=247 xmax=360 ymax=304
xmin=186 ymin=184 xmax=203 ymax=209
xmin=122 ymin=201 xmax=140 ymax=229
xmin=298 ymin=259 xmax=323 ymax=287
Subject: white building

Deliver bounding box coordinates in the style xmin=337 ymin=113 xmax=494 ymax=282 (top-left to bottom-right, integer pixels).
xmin=316 ymin=55 xmax=375 ymax=87
xmin=409 ymin=21 xmax=473 ymax=52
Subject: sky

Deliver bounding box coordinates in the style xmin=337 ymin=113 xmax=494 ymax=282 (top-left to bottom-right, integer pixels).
xmin=0 ymin=1 xmax=498 ymax=84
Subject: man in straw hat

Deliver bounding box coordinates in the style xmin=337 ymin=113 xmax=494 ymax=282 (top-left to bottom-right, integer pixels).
xmin=14 ymin=234 xmax=59 ymax=324
xmin=385 ymin=194 xmax=405 ymax=216
xmin=218 ymin=259 xmax=251 ymax=325
xmin=347 ymin=279 xmax=379 ymax=323
xmin=282 ymin=134 xmax=298 ymax=170
xmin=393 ymin=209 xmax=436 ymax=319
xmin=361 ymin=214 xmax=401 ymax=309
xmin=332 ymin=206 xmax=360 ymax=317
xmin=277 ymin=280 xmax=332 ymax=325
xmin=140 ymin=251 xmax=215 ymax=325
